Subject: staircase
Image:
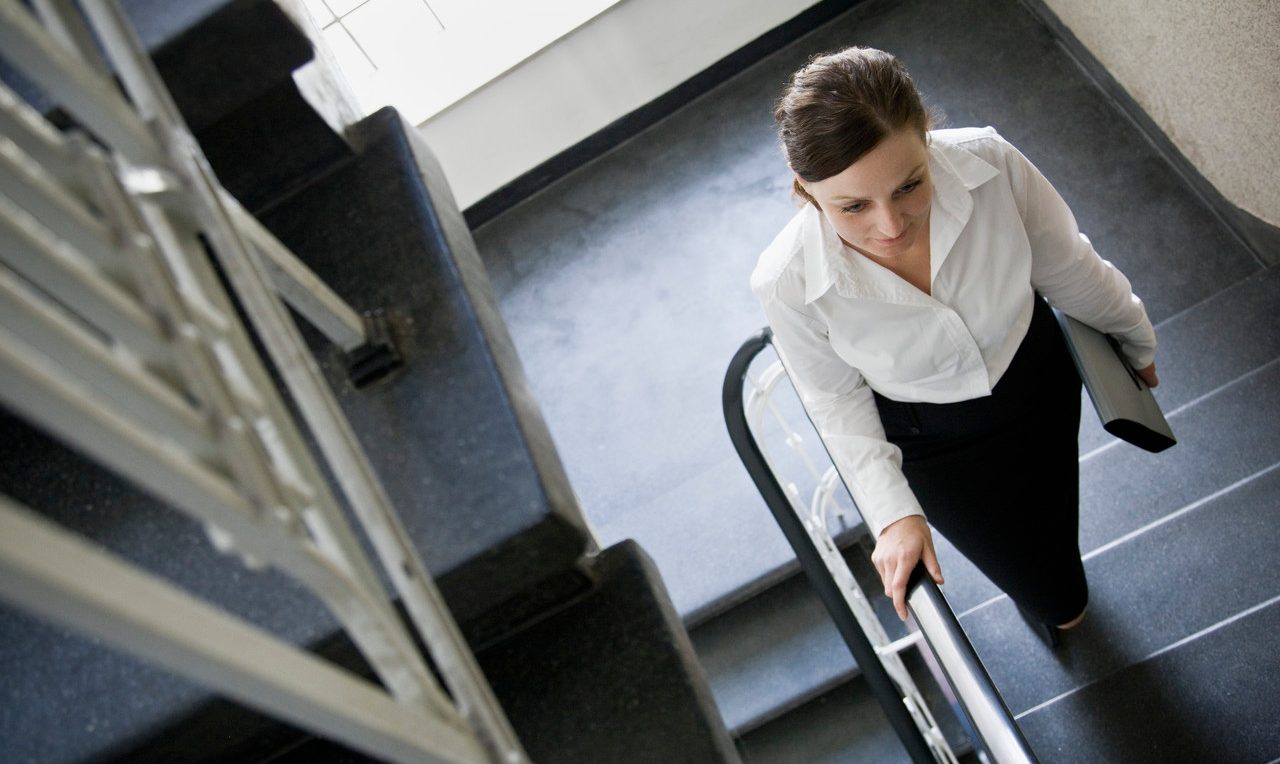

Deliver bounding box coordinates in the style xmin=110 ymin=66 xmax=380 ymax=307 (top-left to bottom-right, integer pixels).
xmin=0 ymin=2 xmax=736 ymax=762
xmin=3 ymin=0 xmax=1276 ymax=760
xmin=468 ymin=0 xmax=1280 ymax=761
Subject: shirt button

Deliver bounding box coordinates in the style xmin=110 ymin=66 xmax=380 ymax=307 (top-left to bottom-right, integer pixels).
xmin=910 ymin=426 xmax=921 ymax=435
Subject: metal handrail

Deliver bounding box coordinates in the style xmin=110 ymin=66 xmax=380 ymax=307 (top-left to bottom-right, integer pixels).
xmin=0 ymin=2 xmax=525 ymax=761
xmin=723 ymin=327 xmax=1038 ymax=764
xmin=907 ymin=569 xmax=1038 ymax=762
xmin=0 ymin=1 xmax=371 ymax=355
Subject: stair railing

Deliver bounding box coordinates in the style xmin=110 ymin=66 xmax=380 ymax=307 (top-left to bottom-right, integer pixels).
xmin=723 ymin=327 xmax=1038 ymax=764
xmin=0 ymin=2 xmax=526 ymax=762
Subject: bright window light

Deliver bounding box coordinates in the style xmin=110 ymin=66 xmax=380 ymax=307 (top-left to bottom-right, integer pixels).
xmin=300 ymin=0 xmax=622 ymax=125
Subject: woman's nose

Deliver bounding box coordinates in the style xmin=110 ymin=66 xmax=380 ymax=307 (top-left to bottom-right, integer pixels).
xmin=876 ymin=206 xmax=905 ymax=237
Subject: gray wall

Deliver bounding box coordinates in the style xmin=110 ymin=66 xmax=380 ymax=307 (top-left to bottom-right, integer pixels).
xmin=1043 ymin=0 xmax=1280 ymax=227
xmin=417 ymin=0 xmax=824 ymax=208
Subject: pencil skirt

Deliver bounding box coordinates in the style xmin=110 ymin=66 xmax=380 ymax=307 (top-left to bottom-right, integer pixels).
xmin=872 ymin=295 xmax=1088 ymax=625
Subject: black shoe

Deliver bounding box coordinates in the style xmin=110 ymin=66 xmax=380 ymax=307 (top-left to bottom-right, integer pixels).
xmin=1017 ymin=605 xmax=1061 ymax=649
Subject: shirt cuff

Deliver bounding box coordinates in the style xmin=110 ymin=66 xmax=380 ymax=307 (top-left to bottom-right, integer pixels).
xmin=845 ymin=459 xmax=925 ymax=538
xmin=1119 ymin=342 xmax=1157 ymax=371
xmin=1117 ymin=317 xmax=1158 ymax=370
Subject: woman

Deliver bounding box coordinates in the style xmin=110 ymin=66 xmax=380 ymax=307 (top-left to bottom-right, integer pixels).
xmin=752 ymin=46 xmax=1158 ymax=645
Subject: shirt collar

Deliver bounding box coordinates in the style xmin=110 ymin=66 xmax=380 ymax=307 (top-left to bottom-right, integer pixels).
xmin=801 ymin=203 xmax=849 ymax=303
xmin=801 ymin=136 xmax=1000 ymax=304
xmin=928 ymin=139 xmax=1000 ymax=280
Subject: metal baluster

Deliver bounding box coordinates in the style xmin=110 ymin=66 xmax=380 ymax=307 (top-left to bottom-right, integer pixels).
xmin=0 ymin=1 xmax=528 ymax=760
xmin=0 ymin=495 xmax=488 ymax=764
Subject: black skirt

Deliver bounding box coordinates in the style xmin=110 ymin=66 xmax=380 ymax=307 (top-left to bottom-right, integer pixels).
xmin=873 ymin=295 xmax=1087 ymax=625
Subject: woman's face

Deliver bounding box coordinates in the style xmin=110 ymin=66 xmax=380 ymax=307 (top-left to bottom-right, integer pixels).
xmin=797 ymin=129 xmax=932 ymax=261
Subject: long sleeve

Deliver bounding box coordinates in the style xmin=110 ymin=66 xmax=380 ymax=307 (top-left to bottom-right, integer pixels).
xmin=759 ymin=294 xmax=924 ymax=537
xmin=1004 ymin=141 xmax=1157 ymax=368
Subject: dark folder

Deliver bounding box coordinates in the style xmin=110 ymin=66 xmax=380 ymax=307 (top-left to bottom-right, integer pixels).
xmin=1052 ymin=308 xmax=1176 ymax=453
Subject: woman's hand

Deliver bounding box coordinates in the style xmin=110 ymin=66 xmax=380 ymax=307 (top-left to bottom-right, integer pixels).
xmin=1136 ymin=362 xmax=1158 ymax=388
xmin=871 ymin=515 xmax=944 ymax=621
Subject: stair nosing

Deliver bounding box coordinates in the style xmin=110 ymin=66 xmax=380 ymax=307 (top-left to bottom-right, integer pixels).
xmin=733 ymin=665 xmax=864 ymax=737
xmin=683 ymin=523 xmax=868 ymax=630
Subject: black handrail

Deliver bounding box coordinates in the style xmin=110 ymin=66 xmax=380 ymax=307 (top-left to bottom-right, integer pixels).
xmin=722 ymin=328 xmax=1038 ymax=764
xmin=722 ymin=327 xmax=935 ymax=764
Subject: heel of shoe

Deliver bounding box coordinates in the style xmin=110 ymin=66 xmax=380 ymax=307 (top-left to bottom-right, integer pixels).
xmin=1016 ymin=604 xmax=1062 ymax=649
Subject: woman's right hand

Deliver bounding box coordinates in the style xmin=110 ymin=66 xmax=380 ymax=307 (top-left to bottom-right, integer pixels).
xmin=871 ymin=515 xmax=944 ymax=621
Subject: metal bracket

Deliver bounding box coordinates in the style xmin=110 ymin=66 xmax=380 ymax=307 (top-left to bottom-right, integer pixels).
xmin=347 ymin=309 xmax=402 ymax=387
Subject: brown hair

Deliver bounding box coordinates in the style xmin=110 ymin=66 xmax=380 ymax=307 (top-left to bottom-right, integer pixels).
xmin=775 ymin=47 xmax=938 ymax=206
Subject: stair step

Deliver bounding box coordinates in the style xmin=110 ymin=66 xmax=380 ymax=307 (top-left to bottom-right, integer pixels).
xmin=1079 ymin=351 xmax=1280 ymax=554
xmin=1078 ymin=267 xmax=1280 ymax=453
xmin=1145 ymin=268 xmax=1280 ymax=405
xmin=0 ymin=413 xmax=343 ymax=764
xmin=938 ymin=270 xmax=1280 ymax=616
xmin=251 ymin=541 xmax=742 ymax=764
xmin=737 ymin=667 xmax=985 ymax=764
xmin=125 ymin=0 xmax=358 ymax=211
xmin=260 ymin=107 xmax=596 ymax=634
xmin=476 ymin=540 xmax=740 ymax=764
xmin=690 ymin=555 xmax=859 ymax=735
xmin=125 ymin=0 xmax=312 ymax=132
xmin=597 ymin=455 xmax=805 ymax=624
xmin=1015 ymin=597 xmax=1280 ymax=762
xmin=735 ymin=676 xmax=916 ymax=764
xmin=966 ymin=450 xmax=1280 ymax=717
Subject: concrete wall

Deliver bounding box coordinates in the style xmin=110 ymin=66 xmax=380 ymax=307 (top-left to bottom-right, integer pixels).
xmin=416 ymin=0 xmax=822 ymax=210
xmin=1042 ymin=0 xmax=1280 ymax=227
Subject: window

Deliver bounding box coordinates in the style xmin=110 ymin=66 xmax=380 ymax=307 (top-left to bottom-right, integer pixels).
xmin=300 ymin=0 xmax=622 ymax=125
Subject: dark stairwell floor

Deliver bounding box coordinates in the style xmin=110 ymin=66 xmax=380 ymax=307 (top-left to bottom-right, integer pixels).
xmin=471 ymin=0 xmax=1278 ymax=761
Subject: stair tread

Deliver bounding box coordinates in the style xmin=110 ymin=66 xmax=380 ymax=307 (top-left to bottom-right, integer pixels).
xmin=1079 ymin=354 xmax=1280 ymax=554
xmin=476 ymin=540 xmax=740 ymax=764
xmin=1015 ymin=598 xmax=1280 ymax=762
xmin=262 ymin=109 xmax=594 ymax=629
xmin=736 ymin=676 xmax=915 ymax=764
xmin=1078 ymin=267 xmax=1280 ymax=453
xmin=690 ymin=563 xmax=860 ymax=734
xmin=964 ymin=451 xmax=1280 ymax=717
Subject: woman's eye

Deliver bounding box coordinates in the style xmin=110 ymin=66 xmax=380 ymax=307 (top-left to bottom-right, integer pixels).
xmin=898 ymin=180 xmax=921 ymax=194
xmin=841 ymin=203 xmax=866 ymax=214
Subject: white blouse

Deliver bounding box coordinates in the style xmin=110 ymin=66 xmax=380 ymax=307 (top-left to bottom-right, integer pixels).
xmin=751 ymin=127 xmax=1156 ymax=537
